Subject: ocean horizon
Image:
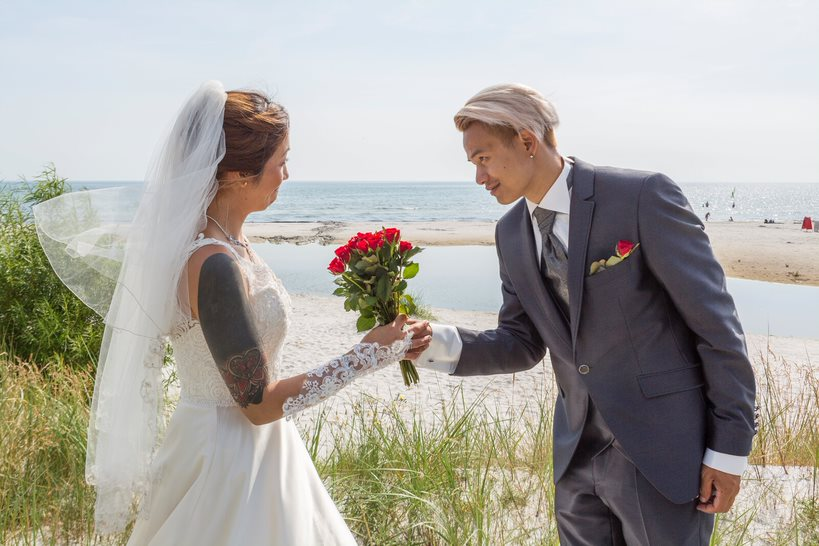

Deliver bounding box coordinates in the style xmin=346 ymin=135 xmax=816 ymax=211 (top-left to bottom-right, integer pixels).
xmin=3 ymin=180 xmax=818 ymax=223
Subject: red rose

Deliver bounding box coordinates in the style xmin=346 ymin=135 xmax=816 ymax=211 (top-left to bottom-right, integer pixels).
xmin=354 ymin=238 xmax=369 ymax=252
xmin=383 ymin=227 xmax=400 ymax=243
xmin=334 ymin=245 xmax=352 ymax=263
xmin=399 ymin=240 xmax=413 ymax=253
xmin=616 ymin=240 xmax=636 ymax=258
xmin=328 ymin=257 xmax=346 ymax=275
xmin=364 ymin=232 xmax=384 ymax=249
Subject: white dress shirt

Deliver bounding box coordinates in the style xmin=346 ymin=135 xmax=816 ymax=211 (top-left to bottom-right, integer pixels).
xmin=526 ymin=157 xmax=573 ymax=259
xmin=415 ymin=156 xmax=746 ymax=476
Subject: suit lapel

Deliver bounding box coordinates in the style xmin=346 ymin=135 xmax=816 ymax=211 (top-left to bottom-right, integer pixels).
xmin=514 ymin=201 xmax=572 ymax=350
xmin=567 ymin=158 xmax=595 ymax=348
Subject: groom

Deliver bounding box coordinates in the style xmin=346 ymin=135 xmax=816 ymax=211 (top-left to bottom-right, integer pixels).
xmin=410 ymin=84 xmax=756 ymax=544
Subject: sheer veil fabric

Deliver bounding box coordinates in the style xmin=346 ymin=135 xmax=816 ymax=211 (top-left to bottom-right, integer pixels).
xmin=33 ymin=81 xmax=228 ymax=533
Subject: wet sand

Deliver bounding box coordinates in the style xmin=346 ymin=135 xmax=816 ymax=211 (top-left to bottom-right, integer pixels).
xmin=246 ymin=220 xmax=819 ymax=286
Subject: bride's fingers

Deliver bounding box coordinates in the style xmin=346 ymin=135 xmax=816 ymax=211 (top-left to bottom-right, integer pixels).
xmin=410 ymin=335 xmax=432 ymax=349
xmin=393 ymin=313 xmax=409 ymax=330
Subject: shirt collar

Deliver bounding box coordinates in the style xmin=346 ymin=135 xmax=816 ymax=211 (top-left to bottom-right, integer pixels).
xmin=526 ymin=156 xmax=573 ymax=217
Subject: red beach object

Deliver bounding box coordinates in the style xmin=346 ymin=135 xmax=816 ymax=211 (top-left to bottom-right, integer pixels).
xmin=801 ymin=216 xmax=813 ymax=231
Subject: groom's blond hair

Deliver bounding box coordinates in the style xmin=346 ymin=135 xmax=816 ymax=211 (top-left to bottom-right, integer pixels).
xmin=454 ymin=84 xmax=559 ymax=148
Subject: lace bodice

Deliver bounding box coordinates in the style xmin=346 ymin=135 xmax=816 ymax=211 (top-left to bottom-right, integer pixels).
xmin=171 ymin=236 xmax=291 ymax=406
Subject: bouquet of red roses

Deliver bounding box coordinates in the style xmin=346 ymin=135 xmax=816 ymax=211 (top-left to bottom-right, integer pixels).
xmin=328 ymin=227 xmax=423 ymax=386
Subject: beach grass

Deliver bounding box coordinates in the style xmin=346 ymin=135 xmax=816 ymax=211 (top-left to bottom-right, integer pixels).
xmin=0 ymin=359 xmax=99 ymax=546
xmin=2 ymin=347 xmax=818 ymax=545
xmin=306 ymin=388 xmax=558 ymax=545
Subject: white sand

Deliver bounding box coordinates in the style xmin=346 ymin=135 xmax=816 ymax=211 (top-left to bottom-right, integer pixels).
xmin=280 ymin=293 xmax=818 ymax=416
xmin=279 ymin=293 xmax=819 ymax=542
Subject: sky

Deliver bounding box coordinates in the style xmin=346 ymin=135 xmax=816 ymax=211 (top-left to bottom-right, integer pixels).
xmin=1 ymin=0 xmax=817 ymax=184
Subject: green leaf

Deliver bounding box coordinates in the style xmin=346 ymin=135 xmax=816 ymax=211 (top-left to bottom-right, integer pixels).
xmin=364 ymin=295 xmax=378 ymax=306
xmin=403 ymin=262 xmax=420 ymax=279
xmin=400 ymin=293 xmax=417 ymax=316
xmin=347 ymin=285 xmax=362 ymax=296
xmin=403 ymin=247 xmax=423 ymax=260
xmin=399 ymin=301 xmax=417 ymax=316
xmin=376 ymin=275 xmax=390 ymax=301
xmin=396 ymin=280 xmax=407 ymax=293
xmin=352 ymin=260 xmax=368 ymax=274
xmin=343 ymin=298 xmax=352 ymax=312
xmin=356 ymin=315 xmax=377 ymax=332
xmin=333 ymin=287 xmax=346 ymax=296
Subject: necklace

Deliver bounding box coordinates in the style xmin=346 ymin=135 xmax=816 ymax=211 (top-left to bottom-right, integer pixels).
xmin=206 ymin=215 xmax=249 ymax=250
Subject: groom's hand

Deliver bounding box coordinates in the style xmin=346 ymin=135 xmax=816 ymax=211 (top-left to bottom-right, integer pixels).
xmin=697 ymin=464 xmax=741 ymax=513
xmin=404 ymin=319 xmax=432 ymax=360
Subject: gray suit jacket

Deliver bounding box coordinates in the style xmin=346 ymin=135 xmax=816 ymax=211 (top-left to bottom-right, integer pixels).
xmin=453 ymin=157 xmax=756 ymax=504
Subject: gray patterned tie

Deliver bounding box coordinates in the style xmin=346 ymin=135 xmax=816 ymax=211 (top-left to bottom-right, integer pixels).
xmin=533 ymin=206 xmax=570 ymax=318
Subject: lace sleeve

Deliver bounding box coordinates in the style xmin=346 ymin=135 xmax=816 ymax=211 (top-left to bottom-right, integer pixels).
xmin=282 ymin=337 xmax=411 ymax=417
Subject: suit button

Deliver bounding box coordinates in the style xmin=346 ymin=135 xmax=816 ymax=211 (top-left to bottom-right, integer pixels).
xmin=578 ymin=364 xmax=590 ymax=375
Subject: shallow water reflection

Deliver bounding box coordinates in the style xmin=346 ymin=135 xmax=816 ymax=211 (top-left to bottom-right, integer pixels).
xmin=254 ymin=244 xmax=819 ymax=340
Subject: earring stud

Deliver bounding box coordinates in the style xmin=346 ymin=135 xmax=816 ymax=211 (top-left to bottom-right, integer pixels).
xmin=529 ymin=154 xmax=534 ymax=159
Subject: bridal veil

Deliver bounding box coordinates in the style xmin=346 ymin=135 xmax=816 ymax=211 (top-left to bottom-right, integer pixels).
xmin=33 ymin=81 xmax=228 ymax=533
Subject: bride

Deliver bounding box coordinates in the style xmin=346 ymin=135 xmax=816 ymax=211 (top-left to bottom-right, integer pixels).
xmin=33 ymin=81 xmax=430 ymax=544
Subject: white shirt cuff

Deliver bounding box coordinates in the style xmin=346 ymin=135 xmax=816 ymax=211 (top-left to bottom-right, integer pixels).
xmin=702 ymin=448 xmax=747 ymax=476
xmin=414 ymin=323 xmax=462 ymax=375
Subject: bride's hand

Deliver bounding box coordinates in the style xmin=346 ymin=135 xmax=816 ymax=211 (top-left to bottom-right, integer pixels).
xmin=361 ymin=314 xmax=409 ymax=347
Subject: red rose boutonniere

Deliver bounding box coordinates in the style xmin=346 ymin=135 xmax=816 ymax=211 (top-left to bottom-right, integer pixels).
xmin=589 ymin=240 xmax=639 ymax=276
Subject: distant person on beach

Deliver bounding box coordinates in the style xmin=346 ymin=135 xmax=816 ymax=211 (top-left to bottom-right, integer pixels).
xmin=412 ymin=83 xmax=756 ymax=545
xmin=33 ymin=81 xmax=429 ymax=543
xmin=706 ymin=212 xmax=711 ymax=221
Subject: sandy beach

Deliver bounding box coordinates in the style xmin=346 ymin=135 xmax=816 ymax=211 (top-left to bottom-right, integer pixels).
xmin=246 ymin=220 xmax=819 ymax=286
xmin=280 ymin=293 xmax=819 ymax=543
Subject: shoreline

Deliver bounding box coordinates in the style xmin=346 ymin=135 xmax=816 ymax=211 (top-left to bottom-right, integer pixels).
xmin=246 ymin=220 xmax=819 ymax=286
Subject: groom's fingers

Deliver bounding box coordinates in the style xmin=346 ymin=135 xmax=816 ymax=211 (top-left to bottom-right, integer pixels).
xmin=697 ymin=465 xmax=740 ymax=513
xmin=698 ymin=469 xmax=714 ymax=505
xmin=405 ymin=335 xmax=432 ymax=360
xmin=410 ymin=335 xmax=432 ymax=349
xmin=405 ymin=320 xmax=431 ymax=338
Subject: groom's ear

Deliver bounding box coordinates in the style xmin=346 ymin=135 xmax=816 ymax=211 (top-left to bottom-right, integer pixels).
xmin=517 ymin=129 xmax=539 ymax=155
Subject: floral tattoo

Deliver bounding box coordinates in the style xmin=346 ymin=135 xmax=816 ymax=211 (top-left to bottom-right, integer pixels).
xmin=218 ymin=347 xmax=267 ymax=407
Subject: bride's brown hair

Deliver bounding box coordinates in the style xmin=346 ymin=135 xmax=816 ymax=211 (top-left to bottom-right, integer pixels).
xmin=216 ymin=90 xmax=289 ymax=185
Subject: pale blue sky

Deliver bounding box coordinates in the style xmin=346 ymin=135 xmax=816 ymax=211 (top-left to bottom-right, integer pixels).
xmin=1 ymin=0 xmax=817 ymax=183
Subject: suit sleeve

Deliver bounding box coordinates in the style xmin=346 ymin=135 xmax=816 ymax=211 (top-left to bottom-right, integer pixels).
xmin=453 ymin=224 xmax=547 ymax=376
xmin=637 ymin=173 xmax=756 ymax=457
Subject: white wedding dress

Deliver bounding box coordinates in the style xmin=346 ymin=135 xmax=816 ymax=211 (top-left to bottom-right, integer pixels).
xmin=127 ymin=237 xmax=358 ymax=545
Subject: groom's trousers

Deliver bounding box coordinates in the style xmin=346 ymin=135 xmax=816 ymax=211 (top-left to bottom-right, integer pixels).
xmin=554 ymin=398 xmax=715 ymax=545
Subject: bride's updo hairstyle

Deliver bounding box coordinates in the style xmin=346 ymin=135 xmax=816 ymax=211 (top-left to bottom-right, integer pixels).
xmin=216 ymin=90 xmax=289 ymax=186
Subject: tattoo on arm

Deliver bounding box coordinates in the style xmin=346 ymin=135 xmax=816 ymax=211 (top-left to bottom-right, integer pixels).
xmin=198 ymin=253 xmax=269 ymax=407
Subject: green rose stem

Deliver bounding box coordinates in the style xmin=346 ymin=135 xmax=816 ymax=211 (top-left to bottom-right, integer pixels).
xmin=390 ymin=291 xmax=419 ymax=387
xmin=374 ymin=288 xmax=419 ymax=387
